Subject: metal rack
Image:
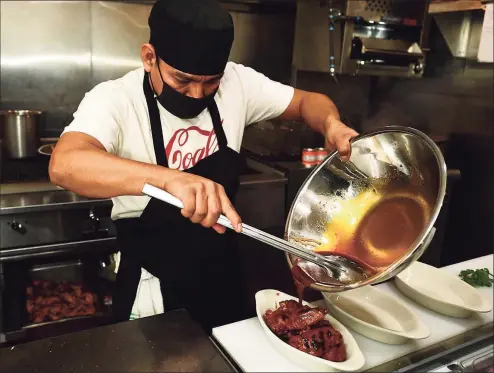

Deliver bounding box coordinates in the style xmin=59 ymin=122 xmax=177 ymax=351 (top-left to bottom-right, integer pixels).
xmin=429 ymin=0 xmax=492 ymax=13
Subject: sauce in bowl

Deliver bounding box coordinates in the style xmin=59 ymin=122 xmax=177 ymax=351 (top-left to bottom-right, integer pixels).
xmin=290 ymin=183 xmax=435 ymax=303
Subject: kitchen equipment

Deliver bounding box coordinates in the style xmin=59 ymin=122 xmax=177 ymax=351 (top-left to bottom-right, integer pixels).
xmin=285 ymin=126 xmax=447 ymax=293
xmin=293 ymin=0 xmax=430 ymax=78
xmin=322 ymin=285 xmax=430 ymax=344
xmin=244 ymin=161 xmax=459 ymax=270
xmin=395 ymin=261 xmax=492 ymax=318
xmin=0 ymin=150 xmax=50 ymax=184
xmin=0 ymin=199 xmax=117 ymax=345
xmin=1 ymin=252 xmax=115 ymax=345
xmin=141 ymin=183 xmax=368 ymax=284
xmin=255 ymin=289 xmax=365 ymax=372
xmin=1 ymin=110 xmax=42 ymax=159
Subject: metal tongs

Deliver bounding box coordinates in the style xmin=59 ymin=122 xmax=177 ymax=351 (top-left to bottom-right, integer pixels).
xmin=142 ymin=184 xmax=358 ymax=276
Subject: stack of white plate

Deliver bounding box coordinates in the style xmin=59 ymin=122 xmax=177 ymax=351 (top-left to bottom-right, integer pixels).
xmin=394 ymin=261 xmax=492 ymax=318
xmin=322 ymin=285 xmax=430 ymax=345
xmin=321 ymin=261 xmax=492 ymax=345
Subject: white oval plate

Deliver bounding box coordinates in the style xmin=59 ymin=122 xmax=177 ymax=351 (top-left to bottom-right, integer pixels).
xmin=322 ymin=286 xmax=430 ymax=345
xmin=255 ymin=289 xmax=365 ymax=372
xmin=395 ymin=261 xmax=492 ymax=318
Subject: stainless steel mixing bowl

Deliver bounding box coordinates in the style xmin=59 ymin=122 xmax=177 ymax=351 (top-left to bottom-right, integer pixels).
xmin=285 ymin=126 xmax=447 ymax=292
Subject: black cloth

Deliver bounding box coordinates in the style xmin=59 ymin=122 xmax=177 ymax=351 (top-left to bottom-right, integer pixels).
xmin=112 ymin=72 xmax=249 ymax=333
xmin=148 ymin=0 xmax=234 ymax=76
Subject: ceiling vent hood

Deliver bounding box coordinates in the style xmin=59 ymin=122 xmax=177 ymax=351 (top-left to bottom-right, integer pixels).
xmin=434 ymin=10 xmax=485 ymax=59
xmin=429 ymin=0 xmax=488 ymax=14
xmin=431 ymin=1 xmax=492 ymax=60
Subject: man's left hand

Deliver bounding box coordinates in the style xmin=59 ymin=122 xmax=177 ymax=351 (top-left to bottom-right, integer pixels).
xmin=323 ymin=116 xmax=359 ymax=161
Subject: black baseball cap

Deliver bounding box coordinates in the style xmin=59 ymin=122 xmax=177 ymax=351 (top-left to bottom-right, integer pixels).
xmin=148 ymin=0 xmax=234 ymax=76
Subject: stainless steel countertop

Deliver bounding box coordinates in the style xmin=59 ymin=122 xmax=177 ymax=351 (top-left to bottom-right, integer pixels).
xmin=0 ymin=158 xmax=287 ymax=215
xmin=0 ymin=189 xmax=111 ymax=215
xmin=0 ymin=310 xmax=237 ymax=373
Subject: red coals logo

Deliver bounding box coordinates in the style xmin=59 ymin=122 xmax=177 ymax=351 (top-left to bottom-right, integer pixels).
xmin=164 ymin=121 xmax=223 ymax=170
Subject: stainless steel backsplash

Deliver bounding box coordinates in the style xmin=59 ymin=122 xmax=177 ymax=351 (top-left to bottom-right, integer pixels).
xmin=0 ymin=1 xmax=296 ymax=136
xmin=0 ymin=1 xmax=149 ymax=136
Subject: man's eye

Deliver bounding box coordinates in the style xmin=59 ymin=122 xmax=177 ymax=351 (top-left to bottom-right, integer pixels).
xmin=207 ymin=79 xmax=220 ymax=87
xmin=174 ymin=77 xmax=189 ymax=85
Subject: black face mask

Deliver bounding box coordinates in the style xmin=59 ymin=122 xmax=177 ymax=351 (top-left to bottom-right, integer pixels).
xmin=153 ymin=63 xmax=217 ymax=119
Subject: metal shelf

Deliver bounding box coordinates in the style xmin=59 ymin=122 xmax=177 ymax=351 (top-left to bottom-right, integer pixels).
xmin=429 ymin=0 xmax=488 ymax=13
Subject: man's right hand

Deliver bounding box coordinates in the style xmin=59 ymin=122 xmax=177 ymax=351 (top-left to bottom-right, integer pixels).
xmin=162 ymin=172 xmax=242 ymax=234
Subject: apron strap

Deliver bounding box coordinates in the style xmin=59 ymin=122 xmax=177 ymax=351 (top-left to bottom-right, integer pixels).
xmin=143 ymin=72 xmax=168 ymax=167
xmin=207 ymin=100 xmax=228 ymax=149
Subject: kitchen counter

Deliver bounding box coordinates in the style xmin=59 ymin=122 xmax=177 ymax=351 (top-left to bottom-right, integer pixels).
xmin=0 ymin=309 xmax=236 ymax=373
xmin=0 ymin=188 xmax=112 ymax=215
xmin=0 ymin=158 xmax=286 ymax=215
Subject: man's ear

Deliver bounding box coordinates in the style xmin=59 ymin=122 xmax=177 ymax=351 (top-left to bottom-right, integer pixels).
xmin=141 ymin=43 xmax=156 ymax=73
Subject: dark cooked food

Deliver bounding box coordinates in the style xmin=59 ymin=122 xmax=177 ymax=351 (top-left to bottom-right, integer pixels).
xmin=264 ymin=299 xmax=327 ymax=335
xmin=263 ymin=300 xmax=346 ymax=362
xmin=26 ymin=280 xmax=97 ymax=323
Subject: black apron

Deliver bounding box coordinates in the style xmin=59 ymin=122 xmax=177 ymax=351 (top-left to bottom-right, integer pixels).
xmin=112 ymin=72 xmax=249 ymax=333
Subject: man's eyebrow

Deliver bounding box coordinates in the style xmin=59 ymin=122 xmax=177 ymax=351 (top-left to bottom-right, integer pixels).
xmin=173 ymin=70 xmax=223 ymax=83
xmin=205 ymin=73 xmax=223 ymax=83
xmin=173 ymin=70 xmax=196 ymax=81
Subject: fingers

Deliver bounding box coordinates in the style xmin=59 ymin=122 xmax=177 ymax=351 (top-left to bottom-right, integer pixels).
xmin=336 ymin=135 xmax=352 ymax=161
xmin=190 ymin=184 xmax=208 ymax=223
xmin=219 ymin=188 xmax=242 ymax=233
xmin=212 ymin=223 xmax=226 ymax=234
xmin=199 ymin=183 xmax=242 ymax=233
xmin=201 ymin=182 xmax=222 ymax=228
xmin=323 ymin=117 xmax=359 ymax=161
xmin=174 ymin=176 xmax=242 ymax=233
xmin=336 ymin=131 xmax=358 ymax=161
xmin=180 ymin=190 xmax=196 ymax=219
xmin=324 ymin=138 xmax=335 ymax=151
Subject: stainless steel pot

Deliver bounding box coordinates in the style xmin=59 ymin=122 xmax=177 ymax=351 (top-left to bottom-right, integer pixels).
xmin=285 ymin=126 xmax=447 ymax=293
xmin=1 ymin=110 xmax=42 ymax=159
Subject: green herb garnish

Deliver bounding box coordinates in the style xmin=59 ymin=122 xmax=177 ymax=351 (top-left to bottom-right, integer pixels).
xmin=459 ymin=268 xmax=494 ymax=287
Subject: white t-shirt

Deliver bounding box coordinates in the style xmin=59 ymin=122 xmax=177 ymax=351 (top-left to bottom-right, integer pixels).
xmin=62 ymin=62 xmax=294 ymax=220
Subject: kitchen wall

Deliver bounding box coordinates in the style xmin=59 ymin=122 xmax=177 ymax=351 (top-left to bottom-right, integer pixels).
xmin=0 ymin=1 xmax=149 ymax=137
xmin=0 ymin=1 xmax=296 ymax=137
xmin=294 ymin=16 xmax=493 ymax=137
xmin=1 ymin=1 xmax=490 ymax=137
xmin=362 ymin=17 xmax=494 ymax=138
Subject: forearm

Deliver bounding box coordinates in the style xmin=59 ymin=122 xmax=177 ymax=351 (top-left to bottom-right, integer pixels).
xmin=280 ymin=88 xmax=357 ymax=160
xmin=280 ymin=89 xmax=340 ymax=135
xmin=299 ymin=92 xmax=340 ymax=134
xmin=49 ymin=139 xmax=173 ymax=199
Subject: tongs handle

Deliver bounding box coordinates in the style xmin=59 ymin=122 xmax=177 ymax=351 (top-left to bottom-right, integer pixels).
xmin=142 ymin=183 xmax=234 ymax=228
xmin=141 ymin=184 xmax=343 ymax=271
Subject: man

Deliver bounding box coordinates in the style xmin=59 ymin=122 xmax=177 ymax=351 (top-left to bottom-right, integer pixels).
xmin=50 ymin=0 xmax=358 ymax=332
